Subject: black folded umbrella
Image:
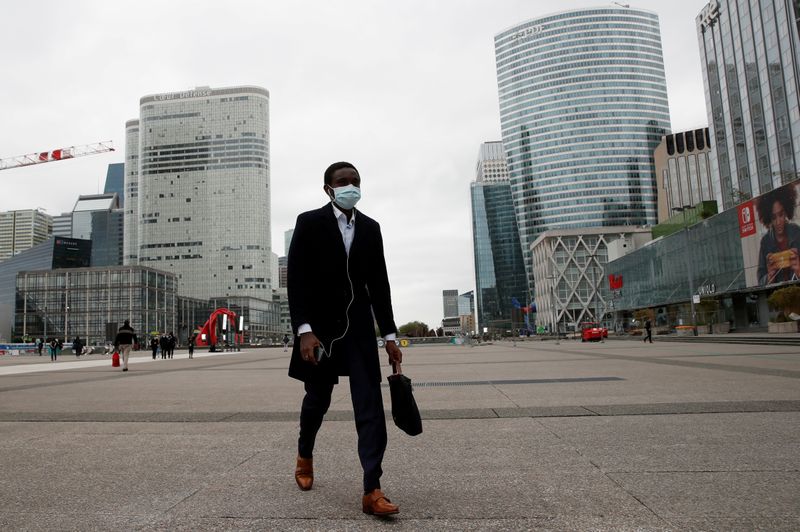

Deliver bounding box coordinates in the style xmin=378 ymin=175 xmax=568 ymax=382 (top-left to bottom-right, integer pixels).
xmin=387 ymin=362 xmax=422 ymax=436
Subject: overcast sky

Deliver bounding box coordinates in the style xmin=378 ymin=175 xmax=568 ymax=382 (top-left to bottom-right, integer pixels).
xmin=1 ymin=0 xmax=710 ymax=330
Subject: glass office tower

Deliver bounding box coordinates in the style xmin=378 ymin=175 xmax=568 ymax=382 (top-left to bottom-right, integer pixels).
xmin=494 ymin=8 xmax=671 ymax=286
xmin=470 ymin=142 xmax=528 ymax=333
xmin=126 ymin=86 xmax=272 ymax=300
xmin=697 ymin=0 xmax=800 ymax=210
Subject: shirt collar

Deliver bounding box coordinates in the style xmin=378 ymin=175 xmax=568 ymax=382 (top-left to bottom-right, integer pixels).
xmin=331 ymin=203 xmax=356 ymax=225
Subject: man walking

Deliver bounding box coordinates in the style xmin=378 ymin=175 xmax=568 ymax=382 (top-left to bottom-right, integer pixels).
xmin=114 ymin=320 xmax=138 ymax=372
xmin=643 ymin=318 xmax=653 ymax=344
xmin=282 ymin=334 xmax=290 ymax=352
xmin=288 ymin=161 xmax=403 ymax=516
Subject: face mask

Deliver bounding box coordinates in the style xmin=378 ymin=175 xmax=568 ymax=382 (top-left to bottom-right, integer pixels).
xmin=329 ymin=184 xmax=361 ymax=210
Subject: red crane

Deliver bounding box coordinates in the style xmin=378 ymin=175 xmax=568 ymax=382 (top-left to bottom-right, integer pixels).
xmin=0 ymin=141 xmax=115 ymax=171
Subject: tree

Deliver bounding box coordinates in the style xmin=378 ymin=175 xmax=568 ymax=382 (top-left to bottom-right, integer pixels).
xmin=398 ymin=321 xmax=429 ymax=337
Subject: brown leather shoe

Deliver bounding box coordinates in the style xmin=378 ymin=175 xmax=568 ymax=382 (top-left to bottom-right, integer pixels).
xmin=362 ymin=489 xmax=399 ymax=516
xmin=295 ymin=455 xmax=313 ymax=490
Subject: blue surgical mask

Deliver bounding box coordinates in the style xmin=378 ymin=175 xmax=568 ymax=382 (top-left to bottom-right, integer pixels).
xmin=330 ymin=184 xmax=361 ymax=210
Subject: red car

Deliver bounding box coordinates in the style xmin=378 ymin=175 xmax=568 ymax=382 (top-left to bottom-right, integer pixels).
xmin=581 ymin=322 xmax=608 ymax=342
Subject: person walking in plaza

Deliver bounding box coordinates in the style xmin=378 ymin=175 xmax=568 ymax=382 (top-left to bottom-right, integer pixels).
xmin=287 ymin=161 xmax=403 ymax=516
xmin=188 ymin=334 xmax=195 ymax=359
xmin=37 ymin=338 xmax=43 ymax=356
xmin=48 ymin=338 xmax=57 ymax=361
xmin=167 ymin=332 xmax=176 ymax=359
xmin=643 ymin=318 xmax=653 ymax=344
xmin=55 ymin=338 xmax=63 ymax=359
xmin=72 ymin=336 xmax=84 ymax=358
xmin=150 ymin=336 xmax=159 ymax=360
xmin=159 ymin=334 xmax=169 ymax=360
xmin=282 ymin=334 xmax=290 ymax=352
xmin=114 ymin=320 xmax=138 ymax=372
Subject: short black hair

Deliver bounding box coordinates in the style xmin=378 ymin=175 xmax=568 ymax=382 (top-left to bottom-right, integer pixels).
xmin=756 ymin=184 xmax=797 ymax=227
xmin=324 ymin=161 xmax=359 ymax=186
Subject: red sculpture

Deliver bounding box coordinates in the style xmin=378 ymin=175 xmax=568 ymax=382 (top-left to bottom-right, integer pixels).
xmin=194 ymin=308 xmax=241 ymax=347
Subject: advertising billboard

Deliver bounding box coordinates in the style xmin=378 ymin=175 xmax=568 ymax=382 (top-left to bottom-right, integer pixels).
xmin=740 ymin=180 xmax=800 ymax=287
xmin=52 ymin=238 xmax=91 ymax=269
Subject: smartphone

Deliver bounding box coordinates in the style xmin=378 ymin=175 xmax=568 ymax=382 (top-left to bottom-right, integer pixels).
xmin=314 ymin=345 xmax=325 ymax=361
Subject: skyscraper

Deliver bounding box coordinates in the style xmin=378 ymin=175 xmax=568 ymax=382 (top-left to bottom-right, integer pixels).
xmin=442 ymin=289 xmax=459 ymax=319
xmin=125 ymin=86 xmax=271 ymax=300
xmin=470 ymin=142 xmax=528 ymax=333
xmin=104 ymin=163 xmax=125 ymax=207
xmin=494 ymin=7 xmax=671 ymax=285
xmin=123 ymin=119 xmax=139 ymax=265
xmin=0 ymin=209 xmax=52 ymax=263
xmin=697 ymin=0 xmax=800 ymax=210
xmin=71 ymin=194 xmax=124 ymax=267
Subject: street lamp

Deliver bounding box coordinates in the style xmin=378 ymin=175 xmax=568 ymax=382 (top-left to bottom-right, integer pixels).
xmin=672 ymin=206 xmax=698 ymax=336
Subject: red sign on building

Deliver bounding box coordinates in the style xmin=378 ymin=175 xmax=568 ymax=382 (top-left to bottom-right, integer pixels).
xmin=737 ymin=201 xmax=756 ymax=238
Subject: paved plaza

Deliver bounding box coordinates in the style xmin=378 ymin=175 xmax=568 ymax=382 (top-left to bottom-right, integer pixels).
xmin=0 ymin=339 xmax=798 ymax=530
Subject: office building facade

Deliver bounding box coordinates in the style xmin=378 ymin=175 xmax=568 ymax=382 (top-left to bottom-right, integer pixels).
xmin=442 ymin=289 xmax=459 ymax=319
xmin=0 ymin=238 xmax=91 ymax=341
xmin=126 ymin=86 xmax=272 ymax=300
xmin=606 ymin=179 xmax=800 ymax=330
xmin=471 ymin=142 xmax=528 ymax=333
xmin=654 ymin=128 xmax=715 ymax=222
xmin=531 ymin=226 xmax=652 ymax=332
xmin=698 ymin=0 xmax=800 ymax=210
xmin=495 ymin=8 xmax=671 ymax=285
xmin=16 ymin=266 xmax=179 ymax=345
xmin=0 ymin=209 xmax=52 ymax=263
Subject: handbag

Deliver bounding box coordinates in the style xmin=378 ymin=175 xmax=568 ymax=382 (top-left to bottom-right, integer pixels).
xmin=387 ymin=362 xmax=422 ymax=436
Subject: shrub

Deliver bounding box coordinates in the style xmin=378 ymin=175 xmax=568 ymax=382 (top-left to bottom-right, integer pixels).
xmin=767 ymin=285 xmax=800 ymax=321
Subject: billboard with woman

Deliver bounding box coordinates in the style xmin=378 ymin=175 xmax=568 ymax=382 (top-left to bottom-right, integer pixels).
xmin=740 ymin=180 xmax=800 ymax=286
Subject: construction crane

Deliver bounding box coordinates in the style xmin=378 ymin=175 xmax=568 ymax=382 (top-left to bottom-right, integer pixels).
xmin=0 ymin=141 xmax=114 ymax=171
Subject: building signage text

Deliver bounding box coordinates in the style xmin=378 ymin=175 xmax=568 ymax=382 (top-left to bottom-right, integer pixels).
xmin=699 ymin=0 xmax=720 ymax=28
xmin=153 ymin=89 xmax=213 ymax=102
xmin=698 ymin=283 xmax=716 ymax=296
xmin=512 ymin=25 xmax=544 ymax=40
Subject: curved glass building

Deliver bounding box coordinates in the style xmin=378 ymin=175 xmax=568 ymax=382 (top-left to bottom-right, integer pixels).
xmin=494 ymin=7 xmax=671 ymax=284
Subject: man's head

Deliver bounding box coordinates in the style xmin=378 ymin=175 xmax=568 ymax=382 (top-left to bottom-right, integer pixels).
xmin=123 ymin=319 xmax=130 ymax=327
xmin=323 ymin=161 xmax=361 ymax=211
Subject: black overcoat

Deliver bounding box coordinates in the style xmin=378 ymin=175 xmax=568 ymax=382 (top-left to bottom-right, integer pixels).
xmin=287 ymin=204 xmax=397 ymax=384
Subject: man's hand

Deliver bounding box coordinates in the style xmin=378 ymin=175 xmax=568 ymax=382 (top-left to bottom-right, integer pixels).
xmin=385 ymin=340 xmax=402 ymax=367
xmin=299 ymin=332 xmax=320 ymax=366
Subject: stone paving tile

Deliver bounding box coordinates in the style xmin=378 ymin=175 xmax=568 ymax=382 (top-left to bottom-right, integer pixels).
xmin=608 ymin=471 xmax=800 ymax=518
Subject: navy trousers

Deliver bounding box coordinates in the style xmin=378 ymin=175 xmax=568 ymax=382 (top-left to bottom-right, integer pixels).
xmin=297 ymin=337 xmax=387 ymax=493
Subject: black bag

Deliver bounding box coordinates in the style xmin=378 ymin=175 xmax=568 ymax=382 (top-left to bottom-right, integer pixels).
xmin=387 ymin=363 xmax=422 ymax=436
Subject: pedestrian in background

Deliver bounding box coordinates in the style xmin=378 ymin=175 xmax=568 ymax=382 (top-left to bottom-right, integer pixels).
xmin=283 ymin=334 xmax=290 ymax=352
xmin=167 ymin=332 xmax=176 ymax=359
xmin=73 ymin=336 xmax=84 ymax=358
xmin=643 ymin=318 xmax=653 ymax=344
xmin=188 ymin=334 xmax=195 ymax=359
xmin=114 ymin=320 xmax=138 ymax=372
xmin=151 ymin=336 xmax=159 ymax=360
xmin=160 ymin=334 xmax=169 ymax=360
xmin=37 ymin=338 xmax=43 ymax=356
xmin=49 ymin=338 xmax=57 ymax=361
xmin=55 ymin=338 xmax=63 ymax=359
